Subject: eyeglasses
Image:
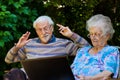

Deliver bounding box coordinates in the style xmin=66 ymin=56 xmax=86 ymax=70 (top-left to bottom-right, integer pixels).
xmin=36 ymin=25 xmax=52 ymax=34
xmin=87 ymin=33 xmax=103 ymax=39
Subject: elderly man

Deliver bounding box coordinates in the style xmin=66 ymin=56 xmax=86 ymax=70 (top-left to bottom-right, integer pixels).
xmin=5 ymin=15 xmax=89 ymax=63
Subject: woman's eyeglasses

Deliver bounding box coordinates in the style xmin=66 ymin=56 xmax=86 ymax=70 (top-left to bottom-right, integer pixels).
xmin=87 ymin=33 xmax=103 ymax=39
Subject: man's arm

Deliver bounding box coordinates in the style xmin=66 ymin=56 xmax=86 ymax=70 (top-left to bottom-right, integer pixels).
xmin=70 ymin=32 xmax=90 ymax=47
xmin=5 ymin=31 xmax=31 ymax=64
xmin=57 ymin=24 xmax=90 ymax=47
xmin=57 ymin=24 xmax=90 ymax=55
xmin=5 ymin=46 xmax=27 ymax=64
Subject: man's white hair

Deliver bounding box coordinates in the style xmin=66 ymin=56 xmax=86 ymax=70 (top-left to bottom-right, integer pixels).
xmin=33 ymin=15 xmax=54 ymax=28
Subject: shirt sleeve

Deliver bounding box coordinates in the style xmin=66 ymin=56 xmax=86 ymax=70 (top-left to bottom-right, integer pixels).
xmin=70 ymin=32 xmax=90 ymax=47
xmin=66 ymin=32 xmax=90 ymax=55
xmin=5 ymin=46 xmax=27 ymax=63
xmin=104 ymin=48 xmax=119 ymax=78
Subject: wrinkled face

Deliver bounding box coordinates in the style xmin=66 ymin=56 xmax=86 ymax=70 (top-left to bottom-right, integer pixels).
xmin=35 ymin=21 xmax=53 ymax=44
xmin=88 ymin=27 xmax=109 ymax=47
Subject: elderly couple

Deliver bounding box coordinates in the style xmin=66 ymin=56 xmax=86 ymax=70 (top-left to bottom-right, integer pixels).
xmin=4 ymin=14 xmax=119 ymax=80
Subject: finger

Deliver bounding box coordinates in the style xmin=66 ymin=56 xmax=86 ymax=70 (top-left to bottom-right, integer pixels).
xmin=26 ymin=31 xmax=30 ymax=38
xmin=56 ymin=24 xmax=61 ymax=27
xmin=56 ymin=24 xmax=69 ymax=33
xmin=59 ymin=30 xmax=64 ymax=35
xmin=24 ymin=31 xmax=30 ymax=36
xmin=23 ymin=31 xmax=30 ymax=39
xmin=78 ymin=75 xmax=85 ymax=80
xmin=75 ymin=75 xmax=80 ymax=78
xmin=60 ymin=26 xmax=67 ymax=31
xmin=103 ymin=77 xmax=111 ymax=80
xmin=59 ymin=27 xmax=66 ymax=32
xmin=56 ymin=24 xmax=64 ymax=29
xmin=26 ymin=39 xmax=32 ymax=43
xmin=57 ymin=24 xmax=68 ymax=31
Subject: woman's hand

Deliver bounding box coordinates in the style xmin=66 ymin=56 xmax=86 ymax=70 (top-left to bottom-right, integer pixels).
xmin=15 ymin=31 xmax=31 ymax=49
xmin=56 ymin=24 xmax=73 ymax=38
xmin=76 ymin=75 xmax=92 ymax=80
xmin=76 ymin=75 xmax=112 ymax=80
xmin=78 ymin=75 xmax=86 ymax=80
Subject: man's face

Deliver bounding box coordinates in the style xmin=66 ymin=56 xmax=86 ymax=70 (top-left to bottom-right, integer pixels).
xmin=35 ymin=21 xmax=53 ymax=44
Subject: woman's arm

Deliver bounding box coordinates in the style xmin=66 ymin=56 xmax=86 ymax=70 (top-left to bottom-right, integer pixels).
xmin=86 ymin=70 xmax=112 ymax=80
xmin=77 ymin=71 xmax=112 ymax=80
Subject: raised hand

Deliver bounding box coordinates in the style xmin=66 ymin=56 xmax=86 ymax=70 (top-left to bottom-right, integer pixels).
xmin=56 ymin=24 xmax=73 ymax=38
xmin=15 ymin=31 xmax=31 ymax=49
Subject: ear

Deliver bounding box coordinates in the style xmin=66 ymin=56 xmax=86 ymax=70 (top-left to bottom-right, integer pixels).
xmin=51 ymin=25 xmax=54 ymax=32
xmin=106 ymin=33 xmax=110 ymax=40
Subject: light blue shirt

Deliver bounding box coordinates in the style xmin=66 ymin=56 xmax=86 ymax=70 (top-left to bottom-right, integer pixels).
xmin=71 ymin=45 xmax=119 ymax=80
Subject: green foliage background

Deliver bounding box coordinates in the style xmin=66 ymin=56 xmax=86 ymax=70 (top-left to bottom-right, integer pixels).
xmin=0 ymin=0 xmax=120 ymax=79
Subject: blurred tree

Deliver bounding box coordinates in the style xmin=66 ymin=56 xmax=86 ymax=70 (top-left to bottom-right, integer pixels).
xmin=93 ymin=0 xmax=120 ymax=46
xmin=0 ymin=0 xmax=38 ymax=78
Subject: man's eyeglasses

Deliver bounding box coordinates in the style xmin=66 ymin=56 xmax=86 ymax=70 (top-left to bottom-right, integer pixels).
xmin=36 ymin=25 xmax=52 ymax=33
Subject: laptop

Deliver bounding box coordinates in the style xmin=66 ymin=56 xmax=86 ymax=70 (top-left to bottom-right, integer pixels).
xmin=20 ymin=56 xmax=75 ymax=80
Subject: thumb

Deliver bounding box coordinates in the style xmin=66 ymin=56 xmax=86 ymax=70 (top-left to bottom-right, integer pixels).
xmin=26 ymin=39 xmax=32 ymax=43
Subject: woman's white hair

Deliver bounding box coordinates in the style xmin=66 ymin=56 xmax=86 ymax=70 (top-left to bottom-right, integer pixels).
xmin=33 ymin=15 xmax=54 ymax=28
xmin=86 ymin=14 xmax=115 ymax=39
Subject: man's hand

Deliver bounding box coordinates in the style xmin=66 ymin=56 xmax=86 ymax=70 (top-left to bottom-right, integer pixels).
xmin=56 ymin=24 xmax=73 ymax=38
xmin=15 ymin=31 xmax=31 ymax=49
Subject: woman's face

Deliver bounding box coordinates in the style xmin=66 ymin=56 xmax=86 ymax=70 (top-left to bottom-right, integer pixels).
xmin=88 ymin=27 xmax=109 ymax=47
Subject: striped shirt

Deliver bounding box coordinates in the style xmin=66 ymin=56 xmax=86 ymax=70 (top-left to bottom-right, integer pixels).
xmin=5 ymin=33 xmax=89 ymax=63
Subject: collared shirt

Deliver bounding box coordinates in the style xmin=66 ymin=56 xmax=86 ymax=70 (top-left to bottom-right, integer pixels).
xmin=71 ymin=45 xmax=119 ymax=79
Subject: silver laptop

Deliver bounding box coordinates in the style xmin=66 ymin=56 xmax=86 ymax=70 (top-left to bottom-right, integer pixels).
xmin=21 ymin=56 xmax=75 ymax=80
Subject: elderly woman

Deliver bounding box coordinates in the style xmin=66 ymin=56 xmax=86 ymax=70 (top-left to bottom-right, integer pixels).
xmin=70 ymin=14 xmax=119 ymax=80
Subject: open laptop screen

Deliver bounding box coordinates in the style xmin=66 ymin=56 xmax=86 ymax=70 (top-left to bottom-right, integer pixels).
xmin=21 ymin=56 xmax=75 ymax=80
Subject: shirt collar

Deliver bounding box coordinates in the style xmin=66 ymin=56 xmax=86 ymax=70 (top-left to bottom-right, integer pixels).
xmin=48 ymin=35 xmax=56 ymax=43
xmin=37 ymin=35 xmax=56 ymax=43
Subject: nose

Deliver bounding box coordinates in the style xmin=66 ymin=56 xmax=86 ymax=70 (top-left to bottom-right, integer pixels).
xmin=41 ymin=29 xmax=46 ymax=34
xmin=91 ymin=36 xmax=100 ymax=41
xmin=91 ymin=36 xmax=97 ymax=40
xmin=91 ymin=35 xmax=96 ymax=38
